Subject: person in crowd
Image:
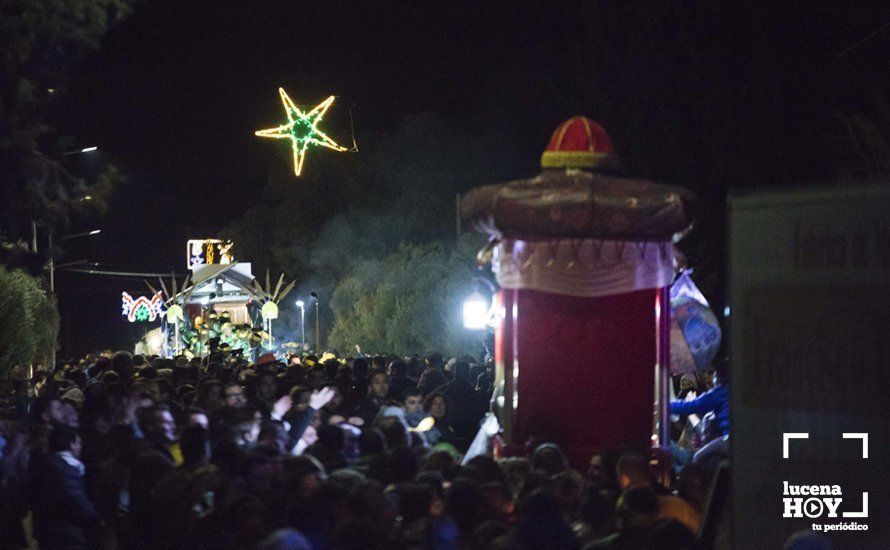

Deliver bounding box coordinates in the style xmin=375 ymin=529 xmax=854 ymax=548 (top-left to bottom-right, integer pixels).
xmin=677 ymin=373 xmax=698 ymax=400
xmin=248 ymin=368 xmax=280 ymax=414
xmin=586 ymin=485 xmax=659 ymax=549
xmin=222 ymin=382 xmax=248 ymax=409
xmin=515 ymin=487 xmax=580 ymax=549
xmin=306 ymin=365 xmax=327 ymax=389
xmin=532 ymin=442 xmax=569 ymax=476
xmin=316 ymin=383 xmax=348 ymax=424
xmin=418 ymin=353 xmax=448 ymax=396
xmin=305 ymin=424 xmax=347 ymax=472
xmin=386 ymin=358 xmax=411 ymax=401
xmin=422 ymin=392 xmax=454 ymax=446
xmin=129 ymin=404 xmax=178 ymax=545
xmin=213 ymin=406 xmax=263 ymax=449
xmin=1 ymin=345 xmax=732 ymax=549
xmin=615 ymin=452 xmax=700 ymax=536
xmin=475 ymin=359 xmax=495 ymax=395
xmin=404 ymin=356 xmax=424 ymax=384
xmin=402 ymin=387 xmax=426 ymax=428
xmin=28 ymin=424 xmax=100 ymax=549
xmin=353 ymin=370 xmax=392 ymax=426
xmin=149 ymin=426 xmax=220 ymax=548
xmin=283 ymin=385 xmax=336 ymax=443
xmin=182 ymin=406 xmax=209 ymax=429
xmin=669 ymin=361 xmax=729 ymax=466
xmin=29 ymin=390 xmax=76 ymax=453
xmin=294 ymin=423 xmax=318 ymax=455
xmin=349 ymin=357 xmax=370 ymax=402
xmin=0 ymin=420 xmax=30 ymax=548
xmin=437 ymin=360 xmax=487 ymax=450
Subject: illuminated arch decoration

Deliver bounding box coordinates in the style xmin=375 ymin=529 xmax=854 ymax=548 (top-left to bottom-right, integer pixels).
xmin=255 ymin=88 xmax=347 ymax=176
xmin=122 ymin=291 xmax=165 ymax=322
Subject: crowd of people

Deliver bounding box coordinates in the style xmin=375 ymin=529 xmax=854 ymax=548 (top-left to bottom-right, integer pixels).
xmin=0 ymin=348 xmax=733 ymax=550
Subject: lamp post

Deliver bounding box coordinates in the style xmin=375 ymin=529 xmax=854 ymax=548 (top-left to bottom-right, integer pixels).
xmin=51 ymin=229 xmax=101 ymax=292
xmin=296 ymin=300 xmax=305 ymax=351
xmin=44 ymin=227 xmax=101 ymax=369
xmin=310 ymin=292 xmax=319 ymax=352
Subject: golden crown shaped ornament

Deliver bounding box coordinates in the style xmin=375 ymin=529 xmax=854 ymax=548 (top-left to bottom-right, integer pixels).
xmin=145 ymin=273 xmax=194 ymax=357
xmin=253 ymin=270 xmax=296 ymax=349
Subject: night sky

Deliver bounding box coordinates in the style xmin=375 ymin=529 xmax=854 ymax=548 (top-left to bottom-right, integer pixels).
xmin=52 ymin=2 xmax=890 ymax=355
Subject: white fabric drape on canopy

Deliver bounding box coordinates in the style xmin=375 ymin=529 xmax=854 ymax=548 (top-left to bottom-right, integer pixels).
xmin=493 ymin=238 xmax=675 ymax=298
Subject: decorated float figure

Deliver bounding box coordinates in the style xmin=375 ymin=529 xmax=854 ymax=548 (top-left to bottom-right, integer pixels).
xmin=461 ymin=116 xmax=696 ymax=467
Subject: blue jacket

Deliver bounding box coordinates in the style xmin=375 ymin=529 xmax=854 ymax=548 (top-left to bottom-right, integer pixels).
xmin=669 ymin=384 xmax=729 ymax=436
xmin=29 ymin=453 xmax=100 ymax=549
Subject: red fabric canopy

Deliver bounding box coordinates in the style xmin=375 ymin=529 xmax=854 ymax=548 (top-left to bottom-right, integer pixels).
xmin=499 ymin=287 xmax=658 ymax=468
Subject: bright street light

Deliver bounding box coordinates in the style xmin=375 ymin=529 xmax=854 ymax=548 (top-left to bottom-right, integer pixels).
xmin=63 ymin=146 xmax=99 ymax=156
xmin=463 ymin=290 xmax=489 ymax=330
xmin=296 ymin=300 xmax=306 ymax=351
xmin=63 ymin=229 xmax=101 ymax=240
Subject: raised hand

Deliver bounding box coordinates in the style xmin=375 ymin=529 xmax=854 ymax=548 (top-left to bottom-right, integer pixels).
xmin=272 ymin=394 xmax=293 ymax=418
xmin=309 ymin=386 xmax=335 ymax=410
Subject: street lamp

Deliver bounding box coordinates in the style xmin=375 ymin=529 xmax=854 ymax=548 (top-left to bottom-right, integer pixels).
xmin=310 ymin=292 xmax=319 ymax=352
xmin=458 ymin=261 xmax=499 ymax=331
xmin=463 ymin=290 xmax=490 ymax=330
xmin=63 ymin=146 xmax=98 ymax=156
xmin=296 ymin=300 xmax=305 ymax=351
xmin=45 ymin=227 xmax=100 ymax=370
xmin=65 ymin=229 xmax=102 ymax=239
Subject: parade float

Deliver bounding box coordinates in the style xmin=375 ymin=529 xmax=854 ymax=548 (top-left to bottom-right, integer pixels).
xmin=132 ymin=239 xmax=294 ymax=358
xmin=461 ymin=116 xmax=698 ymax=466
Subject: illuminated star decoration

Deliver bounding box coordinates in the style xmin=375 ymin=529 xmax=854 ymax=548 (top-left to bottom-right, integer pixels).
xmin=255 ymin=88 xmax=347 ymax=176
